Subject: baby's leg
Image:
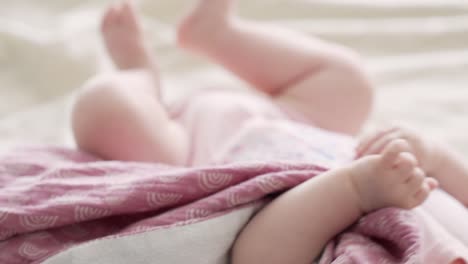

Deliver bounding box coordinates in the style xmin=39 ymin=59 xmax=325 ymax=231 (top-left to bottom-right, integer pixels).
xmin=232 ymin=140 xmax=437 ymax=264
xmin=71 ymin=2 xmax=188 ymax=164
xmin=178 ymin=0 xmax=373 ymax=135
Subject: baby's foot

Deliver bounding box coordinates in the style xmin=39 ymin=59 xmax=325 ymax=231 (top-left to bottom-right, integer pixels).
xmin=177 ymin=0 xmax=235 ymax=51
xmin=101 ymin=1 xmax=152 ymax=70
xmin=348 ymin=139 xmax=438 ymax=212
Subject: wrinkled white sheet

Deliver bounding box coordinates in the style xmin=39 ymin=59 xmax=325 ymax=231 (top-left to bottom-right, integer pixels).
xmin=1 ymin=0 xmax=467 ymax=153
xmin=42 ymin=204 xmax=256 ymax=264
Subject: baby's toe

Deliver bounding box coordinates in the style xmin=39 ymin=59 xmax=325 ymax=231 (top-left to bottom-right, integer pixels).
xmin=122 ymin=1 xmax=137 ymax=17
xmin=120 ymin=2 xmax=133 ymax=20
xmin=113 ymin=3 xmax=125 ymax=24
xmin=120 ymin=1 xmax=141 ymax=29
xmin=101 ymin=5 xmax=118 ymax=31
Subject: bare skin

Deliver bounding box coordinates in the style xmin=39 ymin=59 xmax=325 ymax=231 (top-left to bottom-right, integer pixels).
xmin=101 ymin=2 xmax=149 ymax=70
xmin=177 ymin=0 xmax=373 ymax=135
xmin=358 ymin=125 xmax=468 ymax=206
xmin=73 ymin=0 xmax=373 ymax=163
xmin=72 ymin=1 xmax=188 ymax=164
xmin=232 ymin=139 xmax=437 ymax=264
xmin=71 ymin=1 xmax=437 ymax=263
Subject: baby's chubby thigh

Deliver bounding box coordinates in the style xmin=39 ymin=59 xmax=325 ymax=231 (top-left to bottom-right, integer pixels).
xmin=421 ymin=189 xmax=468 ymax=246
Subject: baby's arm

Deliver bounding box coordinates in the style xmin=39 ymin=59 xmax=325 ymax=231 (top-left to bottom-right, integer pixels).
xmin=232 ymin=140 xmax=435 ymax=264
xmin=357 ymin=125 xmax=468 ymax=205
xmin=231 ymin=166 xmax=363 ymax=264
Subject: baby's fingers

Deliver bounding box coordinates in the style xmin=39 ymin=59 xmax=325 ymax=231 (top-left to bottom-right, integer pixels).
xmin=426 ymin=177 xmax=439 ymax=190
xmin=362 ymin=130 xmax=406 ymax=157
xmin=412 ymin=177 xmax=439 ymax=206
xmin=357 ymin=127 xmax=399 ymax=157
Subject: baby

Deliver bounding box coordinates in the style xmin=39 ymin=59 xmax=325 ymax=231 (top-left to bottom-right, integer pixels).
xmin=69 ymin=1 xmax=461 ymax=263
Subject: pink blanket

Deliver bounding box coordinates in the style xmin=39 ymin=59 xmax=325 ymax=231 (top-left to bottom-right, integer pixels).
xmin=0 ymin=146 xmax=467 ymax=263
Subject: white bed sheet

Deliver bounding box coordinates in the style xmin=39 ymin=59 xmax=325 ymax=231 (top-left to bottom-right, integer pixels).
xmin=0 ymin=0 xmax=467 ymax=151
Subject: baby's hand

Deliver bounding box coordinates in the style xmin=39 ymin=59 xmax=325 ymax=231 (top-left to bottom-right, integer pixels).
xmin=356 ymin=125 xmax=440 ymax=174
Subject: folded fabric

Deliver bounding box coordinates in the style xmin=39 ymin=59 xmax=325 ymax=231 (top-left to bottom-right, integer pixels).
xmin=1 ymin=146 xmax=467 ymax=263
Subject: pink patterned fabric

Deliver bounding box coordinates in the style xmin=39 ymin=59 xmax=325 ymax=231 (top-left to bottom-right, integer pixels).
xmin=319 ymin=207 xmax=468 ymax=264
xmin=1 ymin=146 xmax=468 ymax=264
xmin=0 ymin=146 xmax=325 ymax=263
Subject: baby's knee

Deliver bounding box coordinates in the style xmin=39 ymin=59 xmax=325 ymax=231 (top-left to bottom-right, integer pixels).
xmin=71 ymin=74 xmax=130 ymax=146
xmin=73 ymin=73 xmax=132 ymax=116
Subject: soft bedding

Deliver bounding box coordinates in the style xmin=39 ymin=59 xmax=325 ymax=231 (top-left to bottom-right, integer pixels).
xmin=1 ymin=122 xmax=468 ymax=264
xmin=0 ymin=0 xmax=467 ymax=153
xmin=1 ymin=0 xmax=468 ymax=264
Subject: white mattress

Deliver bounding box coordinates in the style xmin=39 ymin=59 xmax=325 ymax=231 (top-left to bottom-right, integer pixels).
xmin=0 ymin=0 xmax=467 ymax=153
